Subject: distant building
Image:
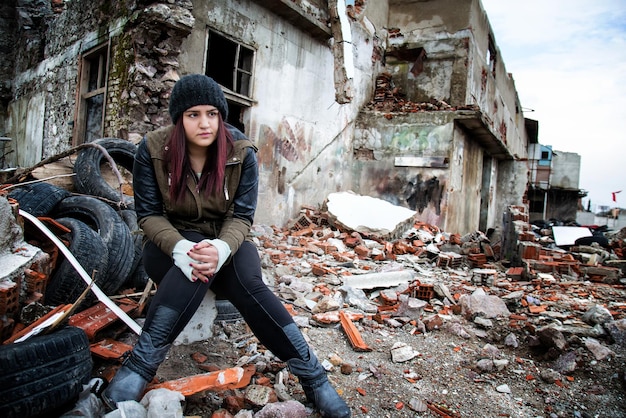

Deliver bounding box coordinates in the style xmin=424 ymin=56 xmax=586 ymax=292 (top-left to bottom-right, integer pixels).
xmin=528 ymin=145 xmax=586 ymax=222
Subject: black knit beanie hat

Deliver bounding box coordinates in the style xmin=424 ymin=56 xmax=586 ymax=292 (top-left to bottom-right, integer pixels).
xmin=168 ymin=74 xmax=228 ymax=124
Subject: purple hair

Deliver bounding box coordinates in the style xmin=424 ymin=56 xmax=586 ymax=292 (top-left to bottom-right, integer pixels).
xmin=164 ymin=113 xmax=234 ymax=203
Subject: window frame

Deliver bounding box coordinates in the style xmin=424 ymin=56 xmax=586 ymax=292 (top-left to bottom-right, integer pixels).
xmin=204 ymin=28 xmax=256 ymax=108
xmin=74 ymin=42 xmax=110 ymax=145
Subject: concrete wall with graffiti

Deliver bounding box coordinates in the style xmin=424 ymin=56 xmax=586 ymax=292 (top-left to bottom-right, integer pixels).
xmin=355 ymin=112 xmax=446 ymax=229
xmin=353 ymin=110 xmax=491 ymax=234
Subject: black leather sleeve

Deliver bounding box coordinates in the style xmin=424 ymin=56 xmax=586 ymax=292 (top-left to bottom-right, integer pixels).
xmin=133 ymin=138 xmax=164 ymax=220
xmin=232 ymin=146 xmax=258 ymax=224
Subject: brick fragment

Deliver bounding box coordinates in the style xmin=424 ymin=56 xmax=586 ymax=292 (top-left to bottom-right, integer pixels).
xmin=354 ymin=245 xmax=370 ymax=258
xmin=24 ymin=268 xmax=47 ymax=295
xmin=0 ymin=280 xmax=19 ymax=316
xmin=192 ymin=352 xmax=208 ymax=364
xmin=339 ymin=310 xmax=372 ymax=352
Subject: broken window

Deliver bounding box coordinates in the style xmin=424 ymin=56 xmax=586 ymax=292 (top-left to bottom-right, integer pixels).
xmin=205 ymin=29 xmax=254 ymax=99
xmin=75 ymin=43 xmax=109 ymax=145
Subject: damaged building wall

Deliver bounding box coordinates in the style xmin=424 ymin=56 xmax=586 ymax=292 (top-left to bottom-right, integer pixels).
xmin=1 ymin=0 xmax=161 ymax=165
xmin=349 ymin=0 xmax=532 ymax=234
xmin=528 ymin=150 xmax=584 ymax=222
xmin=387 ymin=0 xmax=527 ymax=160
xmin=353 ymin=109 xmax=489 ymax=234
xmin=354 ymin=112 xmax=453 ymax=227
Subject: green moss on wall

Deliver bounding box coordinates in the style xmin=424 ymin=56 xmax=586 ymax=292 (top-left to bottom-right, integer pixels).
xmin=105 ymin=31 xmax=135 ymax=138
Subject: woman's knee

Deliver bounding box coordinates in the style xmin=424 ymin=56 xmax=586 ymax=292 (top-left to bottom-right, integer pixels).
xmin=142 ymin=241 xmax=171 ymax=282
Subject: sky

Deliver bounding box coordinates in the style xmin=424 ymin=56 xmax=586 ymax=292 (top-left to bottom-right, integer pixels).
xmin=480 ymin=0 xmax=626 ymax=211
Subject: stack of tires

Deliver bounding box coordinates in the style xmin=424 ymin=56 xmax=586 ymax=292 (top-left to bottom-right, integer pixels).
xmin=2 ymin=138 xmax=145 ymax=417
xmin=8 ymin=138 xmax=147 ymax=309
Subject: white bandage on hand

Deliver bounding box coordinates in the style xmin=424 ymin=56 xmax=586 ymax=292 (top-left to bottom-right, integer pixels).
xmin=172 ymin=239 xmax=197 ymax=281
xmin=201 ymin=238 xmax=231 ymax=273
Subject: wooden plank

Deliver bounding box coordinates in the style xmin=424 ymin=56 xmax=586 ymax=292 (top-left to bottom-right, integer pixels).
xmin=30 ymin=157 xmax=76 ymax=190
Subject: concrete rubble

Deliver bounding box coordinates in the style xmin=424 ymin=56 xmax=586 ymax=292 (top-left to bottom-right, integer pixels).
xmin=1 ymin=191 xmax=626 ymax=416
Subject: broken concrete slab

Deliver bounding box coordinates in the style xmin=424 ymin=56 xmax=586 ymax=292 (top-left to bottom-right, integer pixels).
xmin=174 ymin=290 xmax=217 ymax=345
xmin=323 ymin=191 xmax=416 ymax=240
xmin=459 ymin=288 xmax=510 ymax=320
xmin=341 ymin=270 xmax=416 ymax=289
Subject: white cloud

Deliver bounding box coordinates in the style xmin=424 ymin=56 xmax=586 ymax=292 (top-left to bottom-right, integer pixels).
xmin=481 ymin=0 xmax=626 ymax=209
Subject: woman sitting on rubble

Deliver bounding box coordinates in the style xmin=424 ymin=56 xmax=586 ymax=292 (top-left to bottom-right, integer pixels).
xmin=102 ymin=74 xmax=351 ymax=418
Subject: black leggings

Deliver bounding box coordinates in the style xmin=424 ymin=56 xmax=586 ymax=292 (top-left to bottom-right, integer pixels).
xmin=142 ymin=231 xmax=299 ymax=360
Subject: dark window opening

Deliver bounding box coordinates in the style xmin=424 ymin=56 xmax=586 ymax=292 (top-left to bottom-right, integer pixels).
xmin=76 ymin=44 xmax=109 ymax=145
xmin=529 ymin=193 xmax=546 ymax=214
xmin=228 ymin=102 xmax=246 ymax=133
xmin=206 ymin=30 xmax=254 ymax=98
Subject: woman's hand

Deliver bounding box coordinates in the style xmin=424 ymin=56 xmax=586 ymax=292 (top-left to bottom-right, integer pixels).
xmin=188 ymin=241 xmax=219 ymax=283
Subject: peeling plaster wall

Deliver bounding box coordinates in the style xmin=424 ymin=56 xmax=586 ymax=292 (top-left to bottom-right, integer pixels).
xmin=354 ymin=112 xmax=450 ymax=229
xmin=353 ymin=110 xmax=489 ymax=234
xmin=387 ymin=1 xmax=471 ymax=106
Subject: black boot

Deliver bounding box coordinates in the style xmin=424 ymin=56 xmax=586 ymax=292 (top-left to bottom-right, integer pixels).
xmin=283 ymin=323 xmax=351 ymax=418
xmin=102 ymin=305 xmax=180 ymax=410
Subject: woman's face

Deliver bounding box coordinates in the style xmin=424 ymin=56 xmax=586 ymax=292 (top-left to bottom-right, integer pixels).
xmin=182 ymin=105 xmax=220 ymax=150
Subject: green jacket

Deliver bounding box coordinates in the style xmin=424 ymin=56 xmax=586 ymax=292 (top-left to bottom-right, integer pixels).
xmin=133 ymin=124 xmax=258 ymax=260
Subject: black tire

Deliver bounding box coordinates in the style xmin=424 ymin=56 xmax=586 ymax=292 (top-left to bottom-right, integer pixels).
xmin=45 ymin=217 xmax=110 ymax=308
xmin=120 ymin=209 xmax=149 ymax=289
xmin=73 ymin=138 xmax=136 ymax=208
xmin=52 ymin=195 xmax=134 ymax=295
xmin=7 ymin=182 xmax=70 ymax=217
xmin=215 ymin=299 xmax=243 ymax=322
xmin=0 ymin=326 xmax=93 ymax=418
